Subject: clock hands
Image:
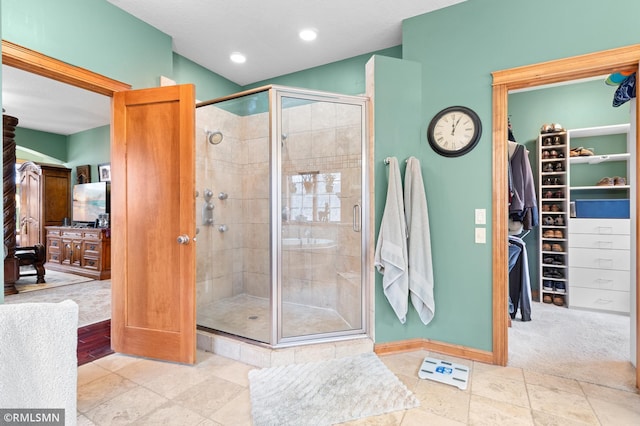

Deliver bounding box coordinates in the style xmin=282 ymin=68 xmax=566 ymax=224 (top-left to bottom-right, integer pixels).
xmin=450 ymin=114 xmax=462 ymax=136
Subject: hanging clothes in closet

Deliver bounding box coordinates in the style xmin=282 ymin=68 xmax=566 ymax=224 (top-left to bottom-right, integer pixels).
xmin=507 ymin=123 xmax=536 ymax=321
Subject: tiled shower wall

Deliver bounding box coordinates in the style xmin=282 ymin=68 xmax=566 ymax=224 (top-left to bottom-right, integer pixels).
xmin=196 ymin=98 xmax=362 ymax=329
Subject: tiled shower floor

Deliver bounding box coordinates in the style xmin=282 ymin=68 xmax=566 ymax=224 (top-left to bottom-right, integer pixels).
xmin=197 ymin=294 xmax=355 ymax=342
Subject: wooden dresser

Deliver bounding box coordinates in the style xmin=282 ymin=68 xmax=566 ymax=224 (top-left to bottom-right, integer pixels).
xmin=44 ymin=226 xmax=111 ymax=280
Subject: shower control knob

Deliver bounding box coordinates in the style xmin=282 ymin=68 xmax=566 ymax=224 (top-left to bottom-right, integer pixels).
xmin=218 ymin=225 xmax=228 ymax=232
xmin=206 ymin=203 xmax=215 ymax=210
xmin=218 ymin=192 xmax=228 ymax=200
xmin=176 ymin=235 xmax=190 ymax=245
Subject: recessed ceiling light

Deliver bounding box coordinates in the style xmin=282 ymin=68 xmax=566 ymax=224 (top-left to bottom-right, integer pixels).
xmin=230 ymin=52 xmax=246 ymax=64
xmin=299 ymin=29 xmax=317 ymax=42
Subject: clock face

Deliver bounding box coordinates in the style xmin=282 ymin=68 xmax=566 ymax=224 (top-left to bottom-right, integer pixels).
xmin=427 ymin=106 xmax=482 ymax=157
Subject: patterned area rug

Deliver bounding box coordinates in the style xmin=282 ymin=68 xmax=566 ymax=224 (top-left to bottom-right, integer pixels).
xmin=249 ymin=352 xmax=419 ymax=425
xmin=13 ymin=269 xmax=94 ymax=293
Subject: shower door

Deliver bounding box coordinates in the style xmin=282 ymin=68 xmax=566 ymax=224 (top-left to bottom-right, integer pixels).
xmin=277 ymin=90 xmax=367 ymax=342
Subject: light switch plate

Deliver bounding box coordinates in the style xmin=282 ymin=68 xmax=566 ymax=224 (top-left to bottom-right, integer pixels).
xmin=475 ymin=227 xmax=486 ymax=244
xmin=475 ymin=208 xmax=486 ymax=225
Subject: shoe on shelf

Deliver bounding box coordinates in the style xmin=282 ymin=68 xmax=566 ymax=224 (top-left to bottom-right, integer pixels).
xmin=543 ymin=216 xmax=555 ymax=225
xmin=553 ymin=295 xmax=565 ymax=306
xmin=554 ymin=191 xmax=564 ymax=199
xmin=543 ymin=294 xmax=553 ymax=303
xmin=543 ymin=256 xmax=555 ymax=264
xmin=555 ymin=162 xmax=564 ymax=171
xmin=549 ymin=150 xmax=558 ymax=159
xmin=543 ymin=163 xmax=554 ymax=172
xmin=596 ymin=177 xmax=614 ymax=186
xmin=542 ymin=243 xmax=552 ymax=251
xmin=543 ymin=136 xmax=553 ymax=146
xmin=554 ymin=282 xmax=566 ymax=293
xmin=551 ymin=256 xmax=564 ymax=265
xmin=579 ymin=147 xmax=594 ymax=156
xmin=570 ymin=147 xmax=581 ymax=157
xmin=542 ymin=150 xmax=550 ymax=159
xmin=554 ymin=216 xmax=564 ymax=226
xmin=551 ymin=204 xmax=562 ymax=212
xmin=553 ymin=136 xmax=563 ymax=145
xmin=554 ymin=229 xmax=564 ymax=239
xmin=543 ymin=229 xmax=556 ymax=238
xmin=552 ymin=243 xmax=564 ymax=252
xmin=614 ymin=176 xmax=627 ymax=186
xmin=542 ymin=280 xmax=554 ymax=291
xmin=544 ymin=190 xmax=554 ymax=199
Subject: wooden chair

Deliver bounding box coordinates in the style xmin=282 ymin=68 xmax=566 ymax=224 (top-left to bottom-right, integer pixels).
xmin=15 ymin=244 xmax=46 ymax=283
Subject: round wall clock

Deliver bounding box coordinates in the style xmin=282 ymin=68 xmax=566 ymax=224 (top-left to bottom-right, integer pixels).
xmin=427 ymin=106 xmax=482 ymax=157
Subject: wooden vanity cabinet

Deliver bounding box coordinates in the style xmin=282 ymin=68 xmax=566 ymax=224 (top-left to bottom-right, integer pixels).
xmin=45 ymin=226 xmax=111 ymax=280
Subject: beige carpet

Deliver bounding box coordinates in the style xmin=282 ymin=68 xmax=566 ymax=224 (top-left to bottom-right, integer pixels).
xmin=508 ymin=301 xmax=635 ymax=392
xmin=14 ymin=269 xmax=94 ymax=293
xmin=249 ymin=352 xmax=419 ymax=425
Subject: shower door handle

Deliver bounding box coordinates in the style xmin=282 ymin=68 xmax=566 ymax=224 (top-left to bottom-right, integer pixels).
xmin=352 ymin=204 xmax=361 ymax=232
xmin=176 ymin=235 xmax=190 ymax=245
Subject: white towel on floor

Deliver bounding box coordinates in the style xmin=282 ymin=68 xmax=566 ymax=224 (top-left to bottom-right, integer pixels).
xmin=374 ymin=157 xmax=409 ymax=323
xmin=404 ymin=157 xmax=435 ymax=325
xmin=0 ymin=299 xmax=78 ymax=422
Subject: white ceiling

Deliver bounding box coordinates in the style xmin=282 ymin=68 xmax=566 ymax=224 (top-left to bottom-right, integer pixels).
xmin=2 ymin=0 xmax=465 ymax=135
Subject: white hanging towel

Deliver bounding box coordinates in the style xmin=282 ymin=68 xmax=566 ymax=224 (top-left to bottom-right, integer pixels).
xmin=404 ymin=157 xmax=435 ymax=325
xmin=374 ymin=157 xmax=409 ymax=324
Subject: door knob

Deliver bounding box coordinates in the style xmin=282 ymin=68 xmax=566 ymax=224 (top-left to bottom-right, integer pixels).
xmin=176 ymin=235 xmax=190 ymax=245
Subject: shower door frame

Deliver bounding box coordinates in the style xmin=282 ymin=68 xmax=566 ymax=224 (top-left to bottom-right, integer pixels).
xmin=270 ymin=86 xmax=371 ymax=347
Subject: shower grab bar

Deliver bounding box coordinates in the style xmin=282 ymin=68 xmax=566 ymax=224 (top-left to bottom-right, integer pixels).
xmin=353 ymin=204 xmax=361 ymax=232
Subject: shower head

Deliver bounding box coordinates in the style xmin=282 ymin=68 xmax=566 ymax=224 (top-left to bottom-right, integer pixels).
xmin=207 ymin=130 xmax=224 ymax=145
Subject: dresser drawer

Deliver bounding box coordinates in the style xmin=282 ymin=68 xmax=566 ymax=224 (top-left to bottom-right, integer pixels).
xmin=569 ymin=287 xmax=630 ymax=313
xmin=568 ymin=267 xmax=630 ymax=292
xmin=569 ymin=247 xmax=630 ymax=270
xmin=568 ymin=218 xmax=629 ymax=235
xmin=568 ymin=233 xmax=629 ymax=250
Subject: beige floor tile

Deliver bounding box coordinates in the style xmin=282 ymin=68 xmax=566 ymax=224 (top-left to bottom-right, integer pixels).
xmin=412 ymin=378 xmax=470 ymax=423
xmin=588 ymin=396 xmax=640 ymax=426
xmin=531 ymin=409 xmax=592 ymax=425
xmin=523 ymin=370 xmax=584 ymax=396
xmin=380 ymin=350 xmax=428 ymax=378
xmin=76 ymin=413 xmax=96 ymax=426
xmin=208 ymin=359 xmax=254 ymax=388
xmin=93 ymin=353 xmax=145 ymax=373
xmin=526 ymin=383 xmax=599 ymax=425
xmin=338 ymin=409 xmax=405 ymax=425
xmin=135 ymin=400 xmax=209 ymax=425
xmin=580 ymin=381 xmax=640 ymax=414
xmin=172 ymin=375 xmax=245 ymax=418
xmin=143 ymin=363 xmax=213 ymax=400
xmin=400 ymin=408 xmax=465 ymax=425
xmin=77 ymin=362 xmax=111 ymax=387
xmin=468 ymin=394 xmax=534 ymax=425
xmin=77 ymin=373 xmax=138 ymax=413
xmin=473 ymin=360 xmax=526 ymax=383
xmin=209 ymin=389 xmax=252 ymax=425
xmin=115 ymin=357 xmax=184 ymax=385
xmin=471 ymin=371 xmax=530 ymax=408
xmin=84 ymin=385 xmax=168 ymax=425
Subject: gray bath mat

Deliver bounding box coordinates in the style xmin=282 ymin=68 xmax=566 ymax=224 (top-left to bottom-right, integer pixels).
xmin=248 ymin=352 xmax=419 ymax=425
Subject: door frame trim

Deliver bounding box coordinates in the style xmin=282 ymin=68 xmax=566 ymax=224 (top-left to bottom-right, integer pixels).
xmin=2 ymin=39 xmax=131 ymax=95
xmin=491 ymin=44 xmax=640 ymax=388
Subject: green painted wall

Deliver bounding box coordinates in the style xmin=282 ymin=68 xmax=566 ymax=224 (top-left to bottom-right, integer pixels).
xmin=246 ymin=46 xmax=402 ymax=95
xmin=173 ymin=53 xmax=241 ymax=102
xmin=379 ymin=0 xmax=640 ymax=351
xmin=67 ymin=125 xmax=110 ymax=183
xmin=509 ymin=79 xmax=631 ymax=292
xmin=15 ymin=127 xmax=67 ymax=161
xmin=1 ymin=0 xmax=172 ymax=89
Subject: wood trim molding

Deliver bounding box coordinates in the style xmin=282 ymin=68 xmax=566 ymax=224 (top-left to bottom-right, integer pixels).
xmin=2 ymin=39 xmax=130 ymax=96
xmin=492 ymin=44 xmax=640 ymax=90
xmin=491 ymin=44 xmax=640 ymax=385
xmin=375 ymin=338 xmax=493 ymax=364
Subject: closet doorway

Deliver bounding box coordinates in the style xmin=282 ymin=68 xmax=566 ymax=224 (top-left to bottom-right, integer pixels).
xmin=491 ymin=44 xmax=640 ymax=389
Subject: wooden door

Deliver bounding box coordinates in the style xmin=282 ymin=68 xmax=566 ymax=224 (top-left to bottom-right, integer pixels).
xmin=18 ymin=163 xmax=42 ymax=247
xmin=111 ymin=84 xmax=196 ymax=364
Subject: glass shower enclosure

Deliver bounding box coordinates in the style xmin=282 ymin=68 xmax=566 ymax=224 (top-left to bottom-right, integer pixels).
xmin=195 ymin=85 xmax=368 ymax=346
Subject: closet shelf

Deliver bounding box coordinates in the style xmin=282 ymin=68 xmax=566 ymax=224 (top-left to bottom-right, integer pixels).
xmin=569 ymin=153 xmax=630 ymax=164
xmin=571 ymin=185 xmax=630 ymax=191
xmin=568 ymin=123 xmax=630 ymax=138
